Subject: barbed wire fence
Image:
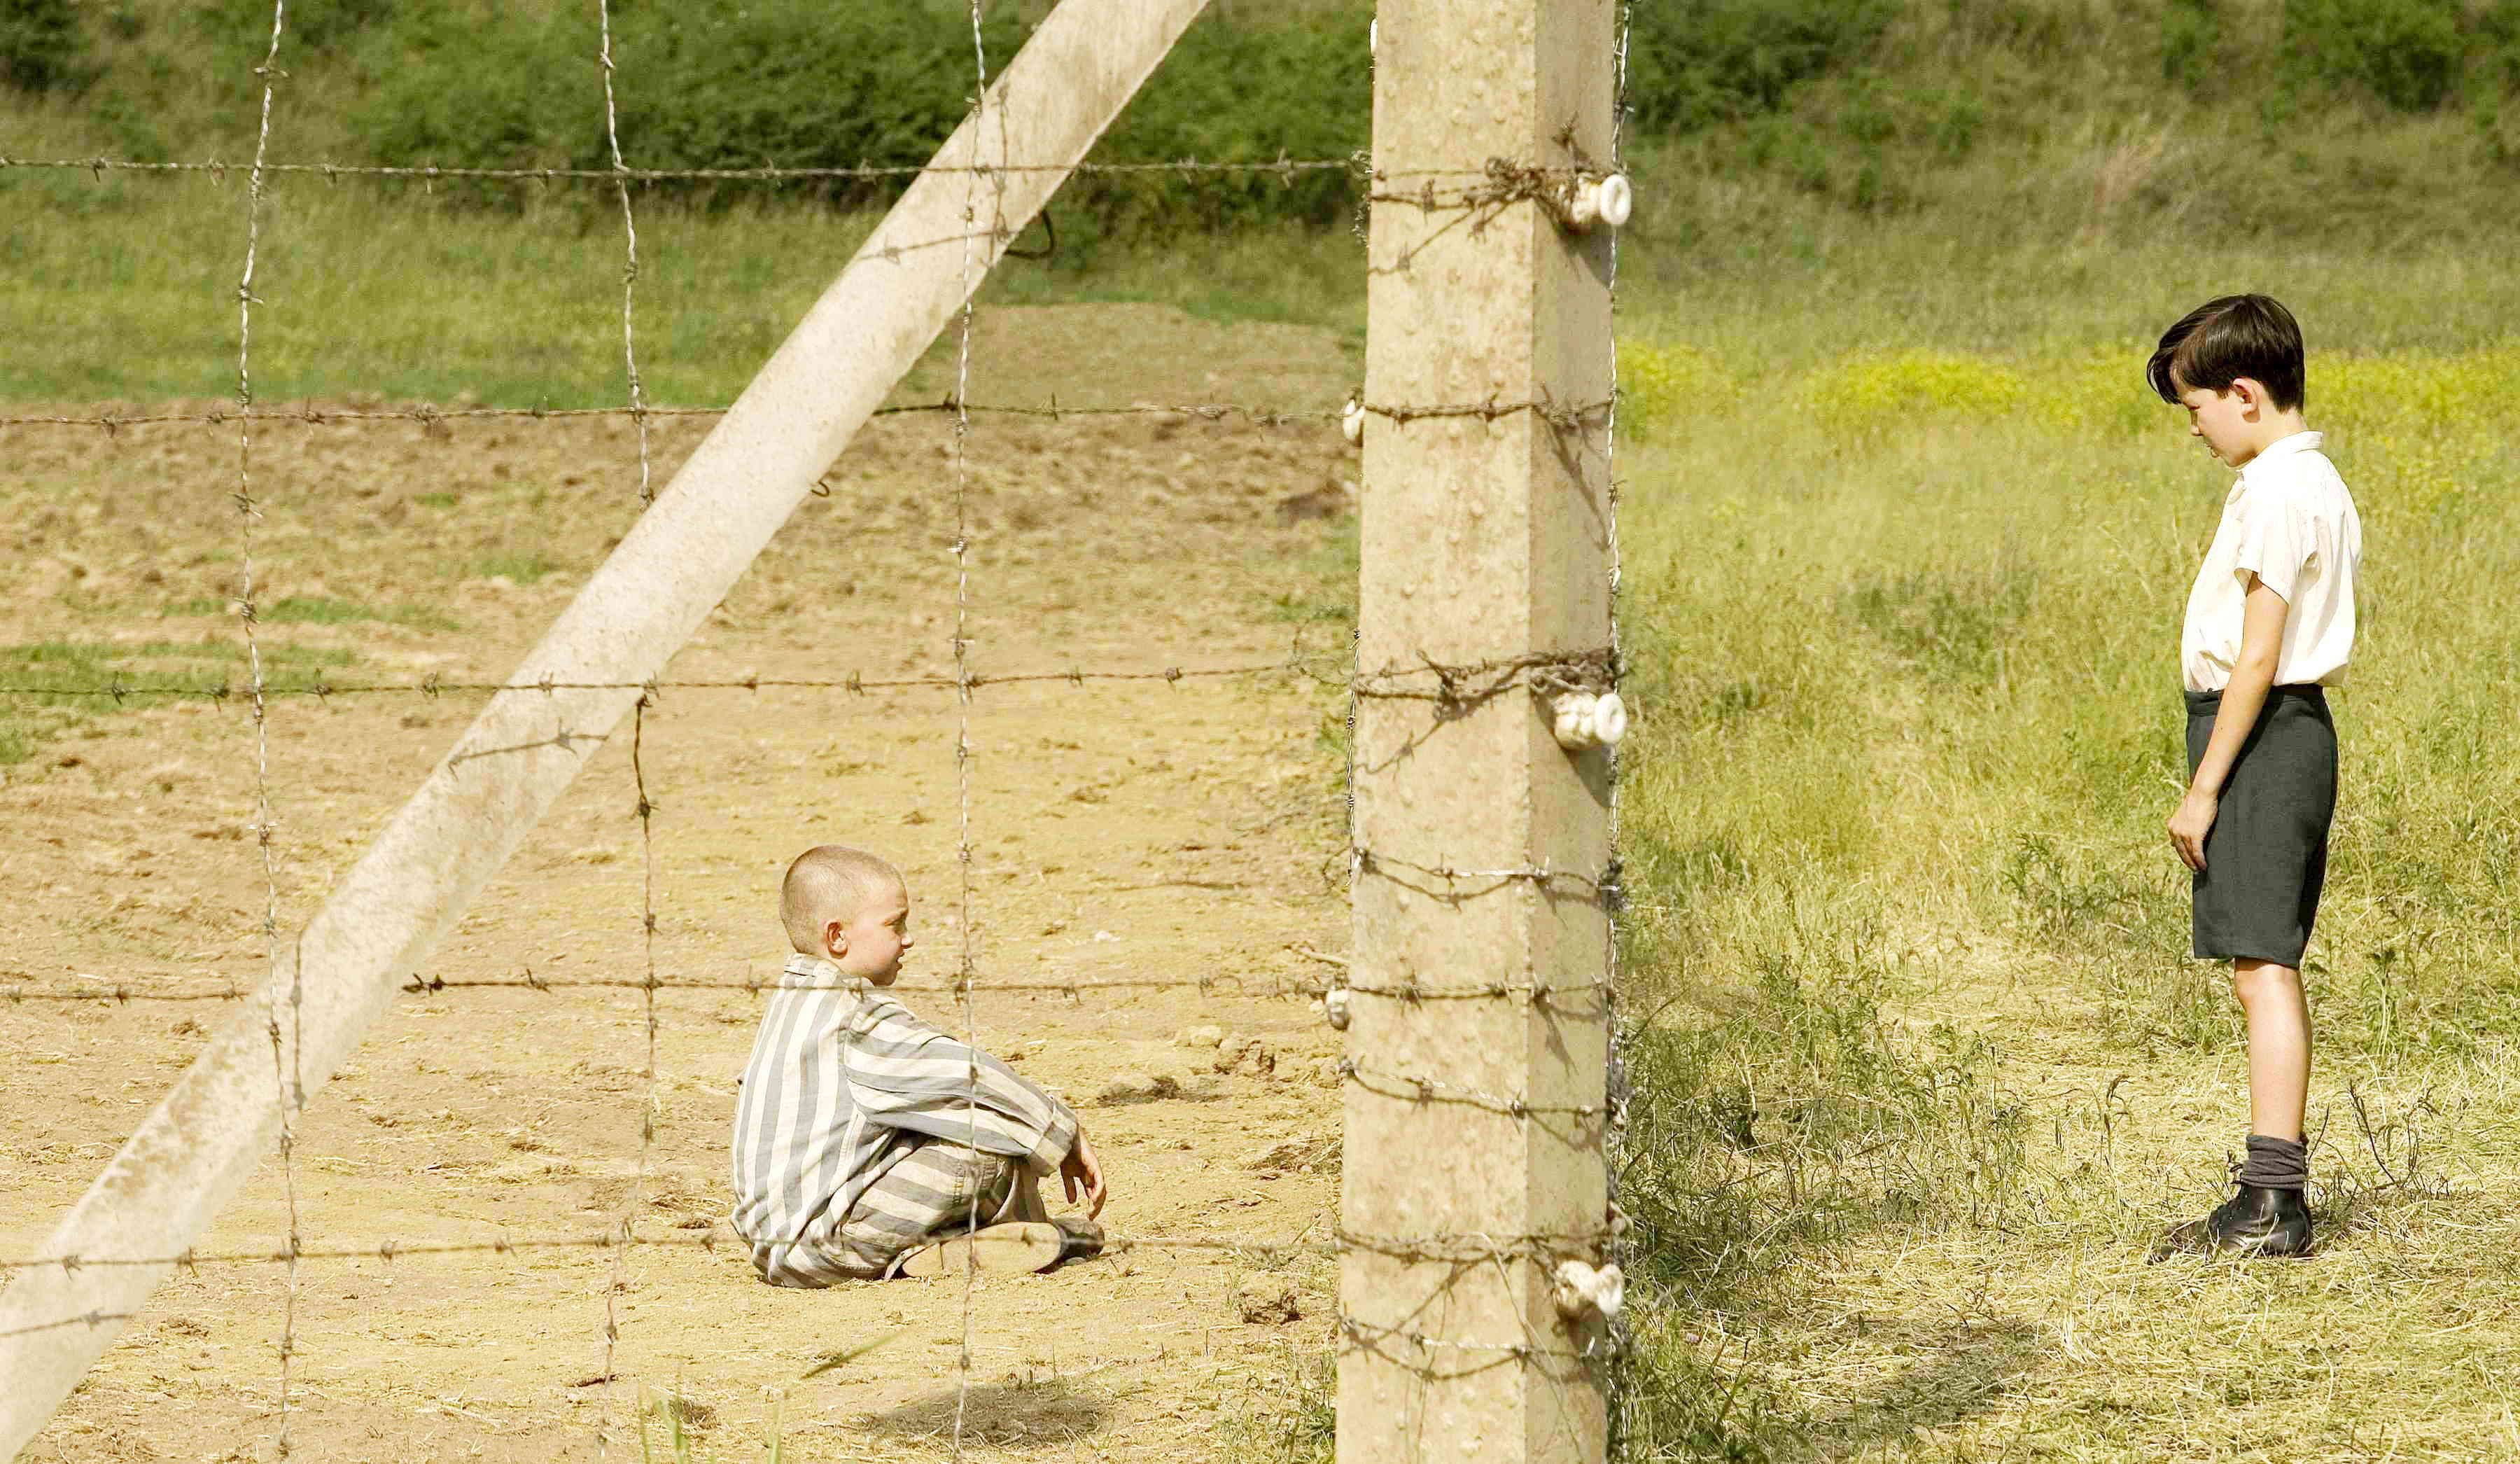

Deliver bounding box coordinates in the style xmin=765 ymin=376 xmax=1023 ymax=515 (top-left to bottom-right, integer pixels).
xmin=0 ymin=0 xmax=1632 ymax=1458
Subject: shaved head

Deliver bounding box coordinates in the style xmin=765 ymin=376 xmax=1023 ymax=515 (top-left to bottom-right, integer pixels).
xmin=780 ymin=844 xmax=905 ymax=955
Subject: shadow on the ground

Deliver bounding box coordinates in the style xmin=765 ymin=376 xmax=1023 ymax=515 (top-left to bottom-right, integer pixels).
xmin=1807 ymin=1316 xmax=2044 ymax=1457
xmin=855 ymin=1376 xmax=1112 ymax=1449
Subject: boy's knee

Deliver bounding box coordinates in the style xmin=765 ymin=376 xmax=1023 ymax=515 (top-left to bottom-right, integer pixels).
xmin=2231 ymin=959 xmax=2302 ymax=1004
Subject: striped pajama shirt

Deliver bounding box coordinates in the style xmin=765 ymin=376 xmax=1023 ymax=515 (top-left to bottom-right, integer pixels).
xmin=731 ymin=954 xmax=1079 ymax=1285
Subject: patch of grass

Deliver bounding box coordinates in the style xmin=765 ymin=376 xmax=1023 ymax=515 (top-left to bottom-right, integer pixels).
xmin=159 ymin=595 xmax=460 ymax=632
xmin=468 ymin=554 xmax=557 ymax=585
xmin=414 ymin=491 xmax=459 ymax=509
xmin=1266 ymin=593 xmax=1350 ymax=624
xmin=1219 ymin=1345 xmax=1335 ymax=1464
xmin=1264 ymin=514 xmax=1359 ymax=625
xmin=1614 ymin=328 xmax=2520 ymax=1457
xmin=0 ymin=638 xmax=358 ymax=764
xmin=1619 ymin=340 xmax=2520 ymax=1063
xmin=0 ymin=179 xmax=1362 ymax=405
xmin=1839 ymin=567 xmax=2037 ymax=684
xmin=635 ymin=1388 xmax=720 ymax=1464
xmin=265 ymin=597 xmax=458 ymax=629
xmin=1611 ymin=899 xmax=2027 ymax=1458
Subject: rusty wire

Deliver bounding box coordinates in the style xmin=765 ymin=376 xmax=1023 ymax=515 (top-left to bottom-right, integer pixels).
xmin=0 ymin=643 xmax=1613 ymax=710
xmin=0 ymin=153 xmax=1611 ymax=186
xmin=0 ymin=969 xmax=1616 ymax=1006
xmin=0 ymin=657 xmax=1319 ymax=703
xmin=0 ymin=1222 xmax=1616 ymax=1278
xmin=0 ymin=393 xmax=1624 ymax=433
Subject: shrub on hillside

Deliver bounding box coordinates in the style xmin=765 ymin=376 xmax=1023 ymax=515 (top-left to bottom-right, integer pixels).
xmin=198 ymin=0 xmax=396 ymax=55
xmin=345 ymin=1 xmax=1365 ymax=230
xmin=1624 ymin=0 xmax=1896 ymax=132
xmin=1618 ymin=341 xmax=1737 ymax=439
xmin=1 ymin=0 xmax=88 ymax=93
xmin=349 ymin=3 xmax=1028 ymax=207
xmin=2161 ymin=0 xmax=2222 ymax=85
xmin=2284 ymin=0 xmax=2463 ymax=110
xmin=1072 ymin=6 xmax=1368 ymax=234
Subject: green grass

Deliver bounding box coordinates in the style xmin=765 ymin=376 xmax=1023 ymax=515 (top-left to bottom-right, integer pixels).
xmin=1263 ymin=515 xmax=1359 ymax=625
xmin=0 ymin=175 xmax=1362 ymax=406
xmin=160 ymin=594 xmax=460 ymax=631
xmin=1603 ymin=325 xmax=2520 ymax=1457
xmin=0 ymin=638 xmax=356 ymax=763
xmin=1219 ymin=1344 xmax=1336 ymax=1464
xmin=467 ymin=553 xmax=556 ymax=585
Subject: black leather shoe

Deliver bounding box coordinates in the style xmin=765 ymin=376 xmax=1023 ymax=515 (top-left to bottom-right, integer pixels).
xmin=2151 ymin=1183 xmax=2314 ymax=1260
xmin=1051 ymin=1216 xmax=1105 ymax=1266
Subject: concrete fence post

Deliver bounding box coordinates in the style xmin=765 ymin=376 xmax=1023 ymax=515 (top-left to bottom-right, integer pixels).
xmin=1339 ymin=0 xmax=1619 ymax=1460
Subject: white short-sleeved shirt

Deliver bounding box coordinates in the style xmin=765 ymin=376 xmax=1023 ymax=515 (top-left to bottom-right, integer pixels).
xmin=2180 ymin=431 xmax=2362 ymax=692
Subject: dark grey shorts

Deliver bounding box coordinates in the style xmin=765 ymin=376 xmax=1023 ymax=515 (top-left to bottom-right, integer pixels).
xmin=2185 ymin=685 xmax=2337 ymax=968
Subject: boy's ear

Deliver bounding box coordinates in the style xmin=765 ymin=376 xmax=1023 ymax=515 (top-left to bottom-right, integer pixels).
xmin=823 ymin=918 xmax=849 ymax=957
xmin=2230 ymin=377 xmax=2266 ymax=414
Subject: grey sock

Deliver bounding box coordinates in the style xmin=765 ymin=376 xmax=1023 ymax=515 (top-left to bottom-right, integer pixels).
xmin=2240 ymin=1134 xmax=2309 ymax=1191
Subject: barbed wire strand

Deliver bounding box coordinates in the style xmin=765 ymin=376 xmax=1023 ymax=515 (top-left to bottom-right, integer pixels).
xmin=592 ymin=5 xmax=657 ymax=1451
xmin=0 ymin=398 xmax=1329 ymax=431
xmin=229 ymin=0 xmax=302 ymax=1456
xmin=949 ymin=6 xmax=995 ymax=1458
xmin=0 ymin=1222 xmax=1619 ymax=1278
xmin=0 ymin=393 xmax=1605 ymax=434
xmin=1336 ymin=0 xmax=1371 ymax=1132
xmin=0 ymin=153 xmax=1609 ymax=186
xmin=594 ymin=0 xmax=652 ymax=508
xmin=1606 ymin=0 xmax=1640 ymax=1421
xmin=0 ymin=657 xmax=1319 ymax=704
xmin=1 ymin=969 xmax=1615 ymax=1005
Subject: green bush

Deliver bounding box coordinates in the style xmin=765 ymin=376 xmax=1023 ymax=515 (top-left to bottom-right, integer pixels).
xmin=1623 ymin=0 xmax=1897 ymax=132
xmin=1 ymin=0 xmax=88 ymax=93
xmin=1070 ymin=6 xmax=1368 ymax=235
xmin=2284 ymin=0 xmax=2464 ymax=111
xmin=2161 ymin=0 xmax=2220 ymax=85
xmin=348 ymin=1 xmax=1030 ymax=207
xmin=342 ymin=0 xmax=1364 ymax=232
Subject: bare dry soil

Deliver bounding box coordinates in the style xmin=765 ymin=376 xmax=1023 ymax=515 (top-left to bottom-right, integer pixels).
xmin=2 ymin=304 xmax=1362 ymax=1463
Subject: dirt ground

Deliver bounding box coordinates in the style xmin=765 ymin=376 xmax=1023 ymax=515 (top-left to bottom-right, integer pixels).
xmin=2 ymin=305 xmax=1362 ymax=1461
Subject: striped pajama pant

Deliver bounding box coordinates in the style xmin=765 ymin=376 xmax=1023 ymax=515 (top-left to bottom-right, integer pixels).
xmin=755 ymin=1140 xmax=1035 ymax=1286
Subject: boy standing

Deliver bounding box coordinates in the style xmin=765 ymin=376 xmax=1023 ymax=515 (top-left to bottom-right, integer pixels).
xmin=2148 ymin=294 xmax=2362 ymax=1258
xmin=731 ymin=844 xmax=1107 ymax=1283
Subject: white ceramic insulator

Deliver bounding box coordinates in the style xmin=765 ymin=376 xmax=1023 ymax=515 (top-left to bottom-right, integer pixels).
xmin=1340 ymin=397 xmax=1365 ymax=447
xmin=1588 ymin=690 xmax=1627 ymax=747
xmin=1551 ymin=1260 xmax=1626 ymax=1322
xmin=1551 ymin=695 xmax=1595 ymax=751
xmin=1550 ymin=691 xmax=1624 ymax=751
xmin=1592 ymin=174 xmax=1632 ymax=229
xmin=1561 ymin=174 xmax=1633 ymax=234
xmin=1324 ymin=987 xmax=1352 ymax=1031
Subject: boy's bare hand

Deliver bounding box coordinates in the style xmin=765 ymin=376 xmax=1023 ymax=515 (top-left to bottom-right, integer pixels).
xmin=2168 ymin=790 xmax=2218 ymax=871
xmin=1060 ymin=1131 xmax=1107 ymax=1219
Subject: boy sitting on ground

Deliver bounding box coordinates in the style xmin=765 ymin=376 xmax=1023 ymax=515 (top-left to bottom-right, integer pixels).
xmin=731 ymin=844 xmax=1107 ymax=1283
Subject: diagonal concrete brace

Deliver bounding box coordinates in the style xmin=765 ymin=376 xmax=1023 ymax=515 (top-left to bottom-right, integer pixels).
xmin=0 ymin=0 xmax=1212 ymax=1450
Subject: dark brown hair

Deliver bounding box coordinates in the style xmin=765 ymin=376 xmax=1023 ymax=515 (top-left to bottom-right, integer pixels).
xmin=2147 ymin=294 xmax=2306 ymax=411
